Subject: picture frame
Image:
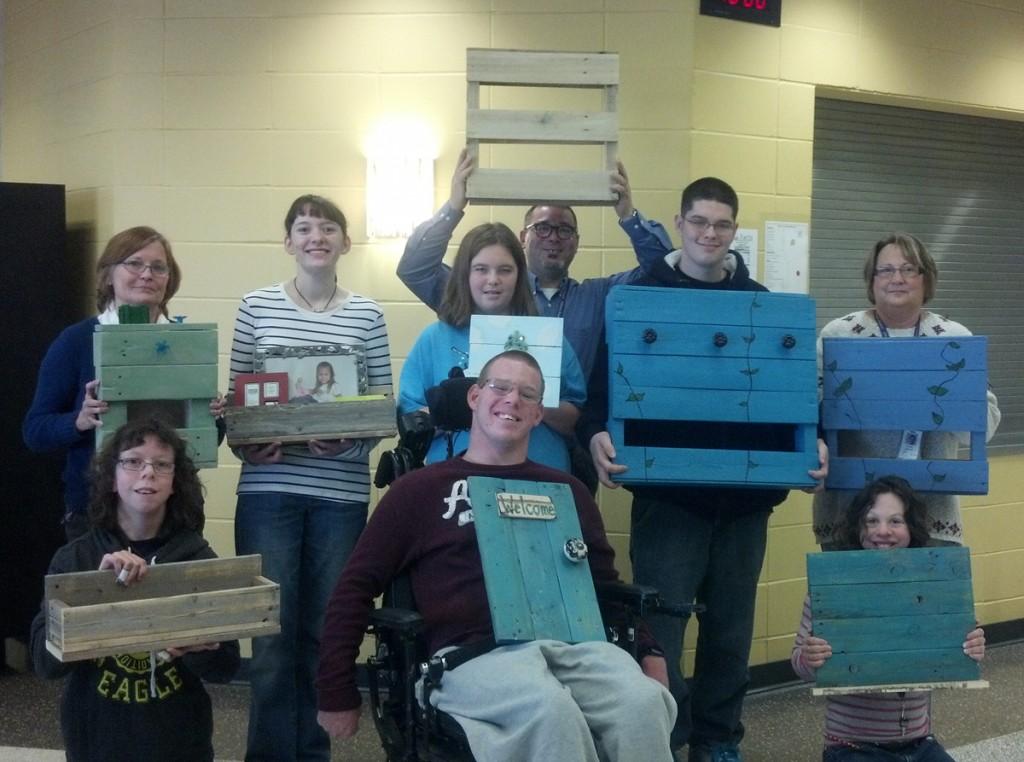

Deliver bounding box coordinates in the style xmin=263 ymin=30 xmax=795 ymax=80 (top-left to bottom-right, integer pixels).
xmin=254 ymin=344 xmax=368 ymax=402
xmin=468 ymin=315 xmax=564 ymax=408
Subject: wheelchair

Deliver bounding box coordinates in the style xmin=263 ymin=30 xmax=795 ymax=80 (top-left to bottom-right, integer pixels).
xmin=364 ymin=579 xmax=700 ymax=762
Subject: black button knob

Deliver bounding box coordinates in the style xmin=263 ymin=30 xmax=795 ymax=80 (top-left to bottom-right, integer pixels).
xmin=713 ymin=332 xmax=728 ymax=348
xmin=782 ymin=334 xmax=796 ymax=349
xmin=642 ymin=328 xmax=658 ymax=344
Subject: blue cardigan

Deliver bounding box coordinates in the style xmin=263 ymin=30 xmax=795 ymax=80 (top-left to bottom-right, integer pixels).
xmin=23 ymin=316 xmax=100 ymax=518
xmin=398 ymin=321 xmax=586 ymax=472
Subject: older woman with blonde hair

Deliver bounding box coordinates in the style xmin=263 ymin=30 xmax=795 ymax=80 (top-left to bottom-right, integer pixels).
xmin=23 ymin=226 xmax=189 ymax=541
xmin=813 ymin=232 xmax=1001 ymax=548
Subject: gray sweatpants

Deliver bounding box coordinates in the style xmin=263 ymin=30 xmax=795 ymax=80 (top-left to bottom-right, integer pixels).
xmin=430 ymin=639 xmax=677 ymax=762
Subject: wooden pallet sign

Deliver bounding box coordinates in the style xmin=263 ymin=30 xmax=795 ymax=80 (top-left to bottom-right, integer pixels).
xmin=468 ymin=315 xmax=564 ymax=408
xmin=224 ymin=395 xmax=397 ymax=446
xmin=94 ymin=323 xmax=219 ymax=468
xmin=469 ymin=477 xmax=605 ymax=645
xmin=606 ymin=286 xmax=819 ymax=488
xmin=45 ymin=555 xmax=280 ymax=662
xmin=465 ymin=48 xmax=619 ymax=206
xmin=807 ymin=547 xmax=986 ymax=694
xmin=821 ymin=336 xmax=989 ymax=494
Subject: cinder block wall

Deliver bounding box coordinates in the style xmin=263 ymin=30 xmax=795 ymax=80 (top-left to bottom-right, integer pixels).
xmin=4 ymin=0 xmax=1023 ymax=672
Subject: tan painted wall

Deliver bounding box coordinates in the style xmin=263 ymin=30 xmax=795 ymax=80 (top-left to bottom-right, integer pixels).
xmin=4 ymin=0 xmax=1022 ymax=669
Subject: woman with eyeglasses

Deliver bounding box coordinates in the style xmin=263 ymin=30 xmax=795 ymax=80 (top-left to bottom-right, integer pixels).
xmin=398 ymin=221 xmax=586 ymax=471
xmin=29 ymin=418 xmax=239 ymax=762
xmin=812 ymin=232 xmax=1001 ymax=549
xmin=23 ymin=226 xmax=209 ymax=542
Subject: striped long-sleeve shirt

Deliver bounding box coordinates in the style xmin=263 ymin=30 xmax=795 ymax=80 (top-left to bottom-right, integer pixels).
xmin=791 ymin=595 xmax=932 ymax=746
xmin=228 ymin=283 xmax=392 ymax=505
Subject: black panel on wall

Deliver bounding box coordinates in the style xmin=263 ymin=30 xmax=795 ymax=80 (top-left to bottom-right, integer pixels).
xmin=0 ymin=182 xmax=86 ymax=651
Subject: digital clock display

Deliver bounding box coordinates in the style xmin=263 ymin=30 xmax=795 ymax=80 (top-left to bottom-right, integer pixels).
xmin=699 ymin=0 xmax=782 ymax=27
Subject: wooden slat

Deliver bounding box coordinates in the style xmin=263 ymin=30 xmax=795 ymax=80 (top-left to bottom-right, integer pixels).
xmin=98 ymin=364 xmax=218 ymax=401
xmin=614 ymin=356 xmax=817 ymax=392
xmin=610 ymin=324 xmax=817 ymax=360
xmin=825 ymin=457 xmax=988 ymax=495
xmin=609 ymin=442 xmax=819 ymax=488
xmin=94 ymin=326 xmax=218 ymax=367
xmin=822 ymin=336 xmax=988 ymax=371
xmin=807 ymin=547 xmax=971 ymax=585
xmin=814 ymin=613 xmax=974 ymax=653
xmin=467 ymin=168 xmax=615 ymax=205
xmin=816 ymin=649 xmax=981 ymax=687
xmin=225 ymin=396 xmax=397 ymax=446
xmin=45 ymin=555 xmax=263 ymax=606
xmin=609 ymin=286 xmax=817 ymax=328
xmin=822 ymin=369 xmax=987 ymax=401
xmin=811 ymin=578 xmax=974 ymax=619
xmin=467 ymin=108 xmax=617 ymax=144
xmin=813 ymin=680 xmax=989 ymax=696
xmin=610 ymin=386 xmax=819 ymax=424
xmin=822 ymin=398 xmax=987 ymax=431
xmin=467 ymin=48 xmax=618 ymax=87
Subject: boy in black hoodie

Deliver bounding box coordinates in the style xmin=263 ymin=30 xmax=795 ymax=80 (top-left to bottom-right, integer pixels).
xmin=579 ymin=175 xmax=827 ymax=762
xmin=30 ymin=419 xmax=240 ymax=762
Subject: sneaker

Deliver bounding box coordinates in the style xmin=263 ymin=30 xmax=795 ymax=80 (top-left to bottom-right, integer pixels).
xmin=687 ymin=742 xmax=743 ymax=762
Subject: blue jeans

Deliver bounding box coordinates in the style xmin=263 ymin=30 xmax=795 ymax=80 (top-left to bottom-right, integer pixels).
xmin=823 ymin=736 xmax=954 ymax=761
xmin=235 ymin=492 xmax=367 ymax=762
xmin=630 ymin=497 xmax=769 ymax=750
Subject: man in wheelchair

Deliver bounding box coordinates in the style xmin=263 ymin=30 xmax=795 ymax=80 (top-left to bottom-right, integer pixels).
xmin=316 ymin=349 xmax=677 ymax=761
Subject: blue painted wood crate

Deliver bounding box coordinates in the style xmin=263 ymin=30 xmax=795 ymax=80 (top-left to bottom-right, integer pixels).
xmin=94 ymin=323 xmax=219 ymax=468
xmin=821 ymin=337 xmax=989 ymax=494
xmin=606 ymin=286 xmax=819 ymax=488
xmin=468 ymin=477 xmax=606 ymax=645
xmin=807 ymin=547 xmax=980 ymax=688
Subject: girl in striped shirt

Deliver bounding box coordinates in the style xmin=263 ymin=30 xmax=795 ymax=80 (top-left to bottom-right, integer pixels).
xmin=792 ymin=476 xmax=985 ymax=761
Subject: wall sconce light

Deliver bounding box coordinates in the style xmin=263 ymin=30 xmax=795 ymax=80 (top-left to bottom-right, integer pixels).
xmin=365 ymin=119 xmax=436 ymax=239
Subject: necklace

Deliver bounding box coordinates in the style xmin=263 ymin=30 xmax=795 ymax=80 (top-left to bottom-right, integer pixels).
xmin=293 ymin=278 xmax=338 ymax=313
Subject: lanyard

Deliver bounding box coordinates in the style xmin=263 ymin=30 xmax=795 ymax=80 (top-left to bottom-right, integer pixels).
xmin=873 ymin=311 xmax=921 ymax=337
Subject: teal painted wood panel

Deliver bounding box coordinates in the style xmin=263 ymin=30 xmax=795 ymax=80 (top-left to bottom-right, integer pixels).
xmin=606 ymin=286 xmax=818 ymax=488
xmin=610 ymin=385 xmax=818 ymax=423
xmin=94 ymin=326 xmax=218 ymax=367
xmin=821 ymin=337 xmax=988 ymax=494
xmin=609 ymin=322 xmax=816 ymax=361
xmin=610 ymin=442 xmax=819 ymax=487
xmin=97 ymin=365 xmax=218 ymax=401
xmin=808 ymin=548 xmax=980 ymax=688
xmin=608 ymin=286 xmax=815 ymax=328
xmin=826 ymin=458 xmax=988 ymax=495
xmin=468 ymin=477 xmax=605 ymax=645
xmin=807 ymin=547 xmax=971 ymax=585
xmin=614 ymin=355 xmax=817 ymax=392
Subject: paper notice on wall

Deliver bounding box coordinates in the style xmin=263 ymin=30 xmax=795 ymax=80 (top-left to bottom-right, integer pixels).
xmin=731 ymin=228 xmax=759 ymax=282
xmin=763 ymin=221 xmax=809 ymax=294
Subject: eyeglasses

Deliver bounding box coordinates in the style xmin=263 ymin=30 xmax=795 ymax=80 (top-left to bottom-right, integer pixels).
xmin=117 ymin=457 xmax=175 ymax=475
xmin=683 ymin=216 xmax=736 ymax=235
xmin=119 ymin=259 xmax=171 ymax=277
xmin=873 ymin=264 xmax=923 ymax=280
xmin=525 ymin=221 xmax=578 ymax=241
xmin=482 ymin=378 xmax=542 ymax=405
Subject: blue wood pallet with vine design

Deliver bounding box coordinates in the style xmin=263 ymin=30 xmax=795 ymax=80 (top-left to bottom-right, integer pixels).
xmin=821 ymin=337 xmax=989 ymax=494
xmin=605 ymin=286 xmax=819 ymax=488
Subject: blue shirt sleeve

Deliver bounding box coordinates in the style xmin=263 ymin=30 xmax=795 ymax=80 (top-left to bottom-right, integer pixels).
xmin=619 ymin=210 xmax=675 ymax=276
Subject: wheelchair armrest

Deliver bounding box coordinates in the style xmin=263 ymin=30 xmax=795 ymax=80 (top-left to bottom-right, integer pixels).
xmin=595 ymin=581 xmax=661 ymax=608
xmin=595 ymin=581 xmax=707 ymax=618
xmin=370 ymin=606 xmax=426 ymax=636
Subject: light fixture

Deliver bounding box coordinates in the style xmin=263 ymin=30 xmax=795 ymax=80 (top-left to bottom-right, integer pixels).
xmin=365 ymin=119 xmax=437 ymax=239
